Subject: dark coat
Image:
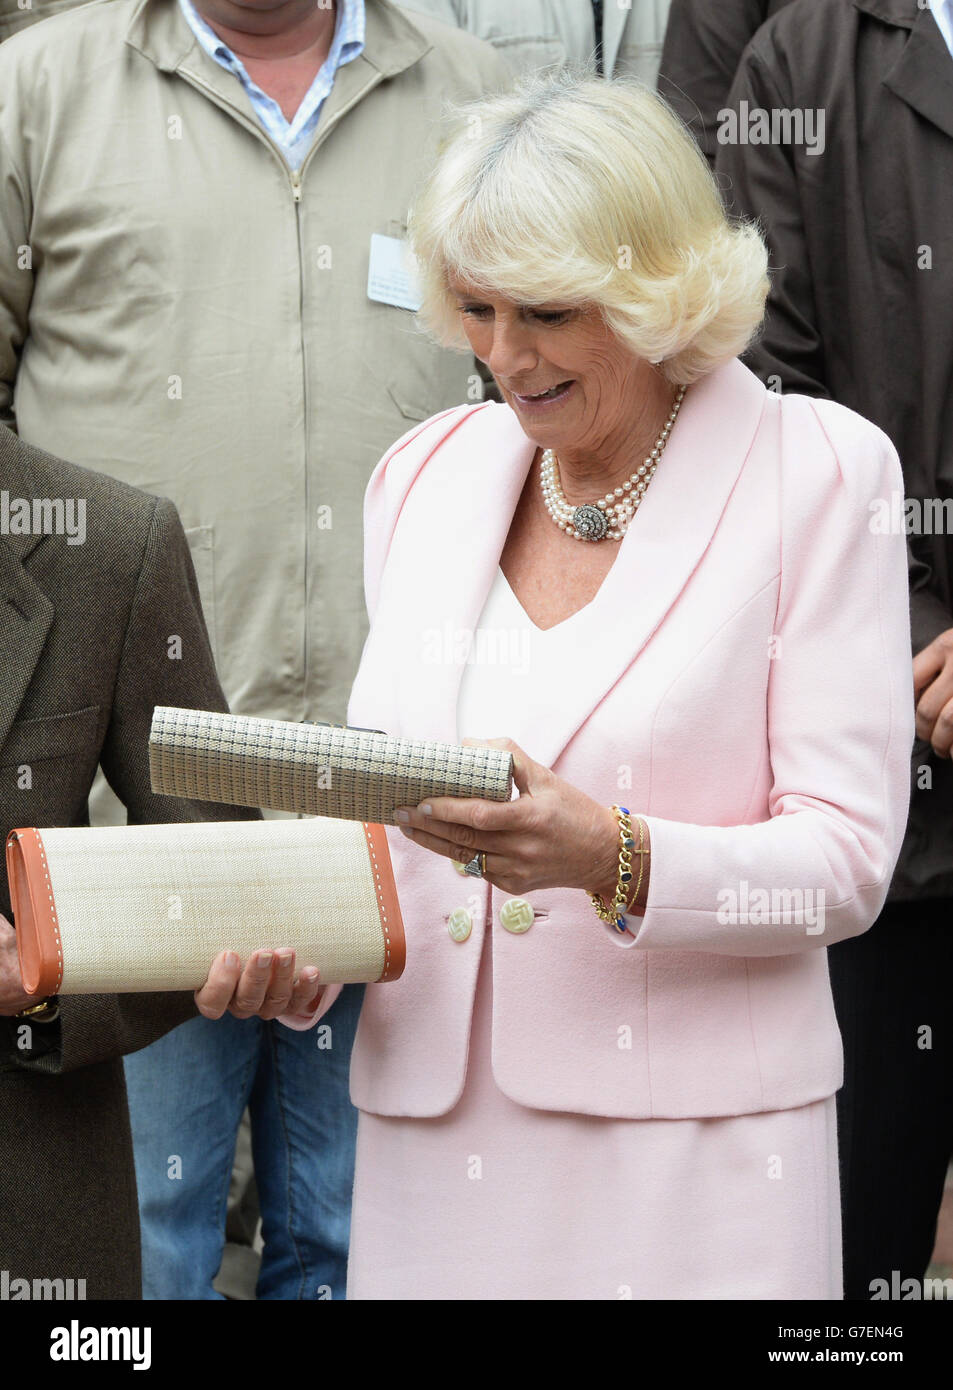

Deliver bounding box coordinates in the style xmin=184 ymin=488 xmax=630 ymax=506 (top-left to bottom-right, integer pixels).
xmin=0 ymin=424 xmax=256 ymax=1298
xmin=714 ymin=0 xmax=953 ymax=900
xmin=657 ymin=0 xmax=794 ymax=165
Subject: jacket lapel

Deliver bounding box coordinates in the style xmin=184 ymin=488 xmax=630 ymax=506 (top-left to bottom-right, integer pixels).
xmin=857 ymin=0 xmax=953 ymax=142
xmin=376 ymin=403 xmax=533 ymax=745
xmin=126 ymin=0 xmax=434 ymax=155
xmin=528 ymin=358 xmax=767 ymax=768
xmin=382 ymin=359 xmax=767 ymax=768
xmin=0 ymin=431 xmax=54 ymax=757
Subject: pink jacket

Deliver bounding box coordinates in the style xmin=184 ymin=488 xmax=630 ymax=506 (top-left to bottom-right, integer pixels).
xmin=294 ymin=358 xmax=913 ymax=1120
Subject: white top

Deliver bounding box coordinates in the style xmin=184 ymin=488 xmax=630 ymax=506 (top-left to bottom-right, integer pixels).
xmin=456 ymin=566 xmax=593 ymax=746
xmin=456 ymin=566 xmax=639 ymax=943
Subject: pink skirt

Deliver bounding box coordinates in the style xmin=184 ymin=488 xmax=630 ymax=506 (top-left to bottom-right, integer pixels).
xmin=347 ymin=931 xmax=843 ymax=1300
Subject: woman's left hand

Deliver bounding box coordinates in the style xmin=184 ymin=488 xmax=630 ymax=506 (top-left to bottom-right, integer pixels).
xmin=395 ymin=738 xmax=620 ymax=898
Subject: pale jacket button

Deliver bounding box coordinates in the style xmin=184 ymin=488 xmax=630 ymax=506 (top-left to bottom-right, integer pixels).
xmin=500 ymin=898 xmax=534 ymax=933
xmin=448 ymin=907 xmax=473 ymax=942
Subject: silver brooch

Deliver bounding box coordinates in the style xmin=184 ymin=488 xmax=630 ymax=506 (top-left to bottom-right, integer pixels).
xmin=572 ymin=504 xmax=608 ymax=541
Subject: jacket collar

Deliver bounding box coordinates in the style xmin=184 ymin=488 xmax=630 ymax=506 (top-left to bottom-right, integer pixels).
xmin=124 ymin=0 xmax=433 ymax=164
xmin=861 ymin=0 xmax=953 ymax=143
xmin=125 ymin=0 xmax=432 ymax=80
xmin=0 ymin=428 xmax=55 ymax=755
xmin=375 ymin=358 xmax=767 ymax=771
xmin=853 ymin=0 xmax=919 ymax=25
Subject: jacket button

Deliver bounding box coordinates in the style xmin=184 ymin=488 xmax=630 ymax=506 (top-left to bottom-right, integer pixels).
xmin=448 ymin=907 xmax=472 ymax=942
xmin=500 ymin=898 xmax=534 ymax=934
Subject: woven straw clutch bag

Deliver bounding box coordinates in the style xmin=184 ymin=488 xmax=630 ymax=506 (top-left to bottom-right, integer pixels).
xmin=6 ymin=819 xmax=404 ymax=996
xmin=148 ymin=707 xmax=514 ymax=822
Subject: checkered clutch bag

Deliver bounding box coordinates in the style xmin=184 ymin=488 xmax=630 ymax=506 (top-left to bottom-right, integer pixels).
xmin=6 ymin=819 xmax=404 ymax=996
xmin=148 ymin=707 xmax=514 ymax=822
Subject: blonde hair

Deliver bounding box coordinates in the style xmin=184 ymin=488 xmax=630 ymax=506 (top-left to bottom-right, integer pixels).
xmin=409 ymin=70 xmax=769 ymax=385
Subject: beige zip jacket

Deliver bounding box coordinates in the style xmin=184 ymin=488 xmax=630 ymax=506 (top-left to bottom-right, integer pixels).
xmin=0 ymin=0 xmax=510 ymax=722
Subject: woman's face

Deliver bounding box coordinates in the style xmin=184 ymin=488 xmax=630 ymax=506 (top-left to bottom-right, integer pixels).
xmin=447 ymin=276 xmax=647 ymax=459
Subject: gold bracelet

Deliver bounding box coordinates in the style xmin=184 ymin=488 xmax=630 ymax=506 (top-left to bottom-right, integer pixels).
xmin=588 ymin=805 xmax=645 ymax=933
xmin=629 ymin=815 xmax=647 ymax=913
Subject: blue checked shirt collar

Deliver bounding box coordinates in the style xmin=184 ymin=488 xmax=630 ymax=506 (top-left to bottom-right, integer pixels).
xmin=929 ymin=0 xmax=953 ymax=59
xmin=177 ymin=0 xmax=366 ymax=168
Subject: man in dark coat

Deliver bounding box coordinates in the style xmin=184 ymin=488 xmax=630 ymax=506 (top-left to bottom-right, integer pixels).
xmin=715 ymin=0 xmax=953 ymax=1299
xmin=0 ymin=423 xmax=295 ymax=1299
xmin=657 ymin=0 xmax=794 ymax=165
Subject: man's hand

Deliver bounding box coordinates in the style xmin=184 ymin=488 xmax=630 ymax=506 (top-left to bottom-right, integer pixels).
xmin=0 ymin=913 xmax=36 ymax=1015
xmin=913 ymin=628 xmax=953 ymax=757
xmin=195 ymin=949 xmax=323 ymax=1022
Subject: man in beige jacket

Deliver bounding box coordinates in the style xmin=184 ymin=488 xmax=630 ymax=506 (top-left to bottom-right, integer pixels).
xmin=0 ymin=0 xmax=508 ymax=1300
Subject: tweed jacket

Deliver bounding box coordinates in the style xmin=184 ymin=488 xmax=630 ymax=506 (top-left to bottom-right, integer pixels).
xmin=0 ymin=424 xmax=256 ymax=1299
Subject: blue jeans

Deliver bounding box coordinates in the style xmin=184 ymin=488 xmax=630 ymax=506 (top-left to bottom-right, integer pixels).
xmin=123 ymin=985 xmax=363 ymax=1300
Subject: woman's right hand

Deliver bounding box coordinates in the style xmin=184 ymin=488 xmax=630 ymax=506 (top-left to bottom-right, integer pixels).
xmin=195 ymin=949 xmax=322 ymax=1021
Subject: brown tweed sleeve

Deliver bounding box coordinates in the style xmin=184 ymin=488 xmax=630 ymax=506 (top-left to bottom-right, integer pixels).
xmin=24 ymin=495 xmax=260 ymax=1075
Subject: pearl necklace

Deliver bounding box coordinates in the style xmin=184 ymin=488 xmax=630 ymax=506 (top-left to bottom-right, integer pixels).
xmin=540 ymin=384 xmax=687 ymax=541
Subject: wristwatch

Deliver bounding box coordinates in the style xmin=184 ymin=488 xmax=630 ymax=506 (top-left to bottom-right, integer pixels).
xmin=15 ymin=997 xmax=60 ymax=1024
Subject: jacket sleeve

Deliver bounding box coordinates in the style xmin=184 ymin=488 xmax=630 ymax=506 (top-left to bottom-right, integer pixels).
xmin=658 ymin=0 xmax=771 ymax=166
xmin=715 ymin=38 xmax=830 ymax=400
xmin=625 ymin=397 xmax=914 ymax=956
xmin=14 ymin=496 xmax=260 ymax=1076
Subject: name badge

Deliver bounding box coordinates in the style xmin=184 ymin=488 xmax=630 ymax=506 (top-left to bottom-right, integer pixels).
xmin=367 ymin=233 xmax=422 ymax=312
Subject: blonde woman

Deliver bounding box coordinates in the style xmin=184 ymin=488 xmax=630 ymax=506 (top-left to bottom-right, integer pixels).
xmin=284 ymin=72 xmax=913 ymax=1299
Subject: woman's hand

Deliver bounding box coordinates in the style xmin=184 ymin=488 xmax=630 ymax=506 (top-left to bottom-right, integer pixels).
xmin=0 ymin=914 xmax=36 ymax=1015
xmin=395 ymin=738 xmax=621 ymax=899
xmin=195 ymin=949 xmax=323 ymax=1022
